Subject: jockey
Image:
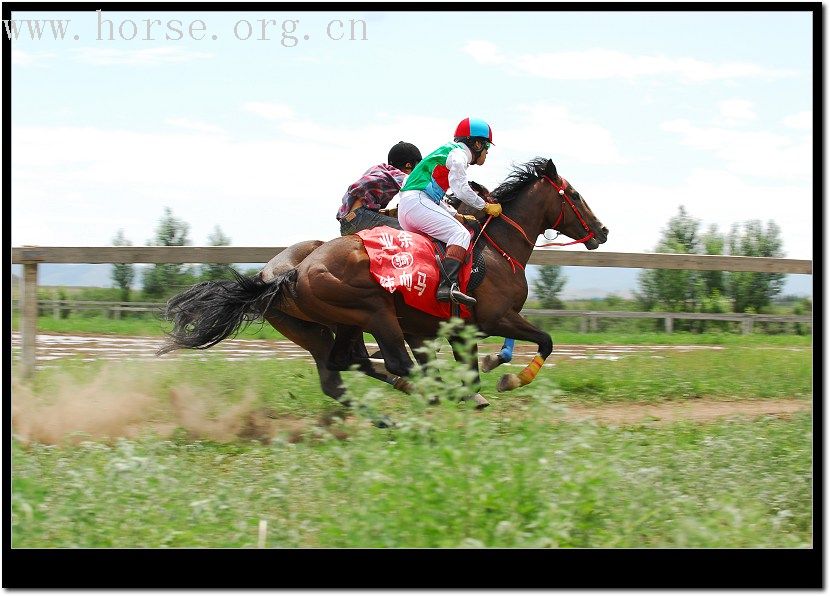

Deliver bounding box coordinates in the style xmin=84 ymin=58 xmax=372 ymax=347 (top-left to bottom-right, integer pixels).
xmin=337 ymin=141 xmax=422 ymax=236
xmin=397 ymin=118 xmax=502 ymax=307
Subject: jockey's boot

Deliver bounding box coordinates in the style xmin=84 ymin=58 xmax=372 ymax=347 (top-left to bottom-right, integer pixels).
xmin=436 ymin=251 xmax=476 ymax=306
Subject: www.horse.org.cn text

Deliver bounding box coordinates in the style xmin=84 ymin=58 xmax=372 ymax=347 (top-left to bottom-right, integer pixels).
xmin=3 ymin=11 xmax=369 ymax=46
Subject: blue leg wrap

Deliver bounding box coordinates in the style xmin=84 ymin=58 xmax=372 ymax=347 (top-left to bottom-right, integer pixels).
xmin=499 ymin=338 xmax=515 ymax=363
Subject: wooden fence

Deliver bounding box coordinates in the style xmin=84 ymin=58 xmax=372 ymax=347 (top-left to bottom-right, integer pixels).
xmin=12 ymin=246 xmax=813 ymax=377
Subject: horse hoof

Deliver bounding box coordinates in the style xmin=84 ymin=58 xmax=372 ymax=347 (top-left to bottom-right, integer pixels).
xmin=497 ymin=374 xmax=522 ymax=392
xmin=428 ymin=396 xmax=440 ymax=405
xmin=369 ymin=358 xmax=390 ymax=376
xmin=461 ymin=393 xmax=489 ymax=408
xmin=372 ymin=415 xmax=396 ymax=429
xmin=480 ymin=353 xmax=502 ymax=373
xmin=393 ymin=377 xmax=415 ymax=394
xmin=472 ymin=393 xmax=490 ymax=409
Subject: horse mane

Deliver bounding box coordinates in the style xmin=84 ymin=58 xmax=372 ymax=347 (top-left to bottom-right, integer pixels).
xmin=491 ymin=157 xmax=550 ymax=203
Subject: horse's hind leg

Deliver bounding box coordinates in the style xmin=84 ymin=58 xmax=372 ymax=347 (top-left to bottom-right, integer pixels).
xmin=365 ymin=315 xmax=414 ymax=379
xmin=327 ymin=324 xmax=365 ymax=371
xmin=325 ymin=324 xmax=413 ymax=393
xmin=263 ymin=311 xmax=348 ymax=404
xmin=404 ymin=334 xmax=432 ymax=368
xmin=450 ymin=337 xmax=489 ymax=409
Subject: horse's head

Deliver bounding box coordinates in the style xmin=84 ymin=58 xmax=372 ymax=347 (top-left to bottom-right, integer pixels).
xmin=536 ymin=159 xmax=608 ymax=250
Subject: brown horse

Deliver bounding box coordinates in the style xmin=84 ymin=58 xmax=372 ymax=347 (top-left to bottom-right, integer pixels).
xmin=158 ymin=158 xmax=608 ymax=410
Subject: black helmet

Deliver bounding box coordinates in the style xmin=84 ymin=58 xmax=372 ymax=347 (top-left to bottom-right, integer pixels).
xmin=387 ymin=141 xmax=422 ymax=170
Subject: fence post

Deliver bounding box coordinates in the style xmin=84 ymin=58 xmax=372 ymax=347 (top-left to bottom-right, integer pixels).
xmin=589 ymin=315 xmax=598 ymax=332
xmin=21 ymin=261 xmax=39 ymax=378
xmin=580 ymin=317 xmax=588 ymax=333
xmin=664 ymin=315 xmax=673 ymax=333
xmin=742 ymin=316 xmax=753 ymax=335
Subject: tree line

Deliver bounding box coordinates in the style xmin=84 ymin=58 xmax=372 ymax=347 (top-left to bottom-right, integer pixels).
xmin=532 ymin=205 xmax=795 ymax=320
xmin=111 ymin=207 xmax=245 ymax=301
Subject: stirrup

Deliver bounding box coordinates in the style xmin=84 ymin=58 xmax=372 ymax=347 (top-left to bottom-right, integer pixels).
xmin=449 ymin=284 xmax=477 ymax=306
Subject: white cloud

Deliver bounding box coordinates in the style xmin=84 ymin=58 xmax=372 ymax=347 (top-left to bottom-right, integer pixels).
xmin=495 ymin=103 xmax=628 ymax=167
xmin=460 ymin=40 xmax=506 ymax=65
xmin=783 ymin=110 xmax=812 ymax=130
xmin=243 ymin=103 xmax=448 ymax=152
xmin=9 ymin=100 xmax=629 ymax=249
xmin=577 ymin=170 xmax=812 ymax=260
xmin=12 ymin=105 xmax=811 ymax=262
xmin=13 ymin=49 xmax=35 ymax=66
xmin=661 ymin=118 xmax=811 ymax=180
xmin=242 ymin=102 xmax=295 ymax=121
xmin=463 ymin=43 xmax=797 ymax=83
xmin=71 ymin=47 xmax=213 ymax=65
xmin=717 ymin=99 xmax=756 ymax=124
xmin=164 ymin=117 xmax=225 ymax=134
xmin=12 ymin=49 xmax=58 ymax=66
xmin=10 ymin=115 xmax=448 ymax=248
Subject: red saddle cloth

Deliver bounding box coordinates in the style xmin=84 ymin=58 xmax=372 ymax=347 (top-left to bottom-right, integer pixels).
xmin=356 ymin=226 xmax=474 ymax=319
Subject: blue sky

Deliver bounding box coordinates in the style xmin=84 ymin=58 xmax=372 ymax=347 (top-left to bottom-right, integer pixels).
xmin=10 ymin=8 xmax=814 ymax=263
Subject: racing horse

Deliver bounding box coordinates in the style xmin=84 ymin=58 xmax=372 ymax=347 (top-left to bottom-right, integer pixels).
xmin=157 ymin=158 xmax=608 ymax=407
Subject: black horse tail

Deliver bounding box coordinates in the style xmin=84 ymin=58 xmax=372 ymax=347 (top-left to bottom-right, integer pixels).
xmin=156 ymin=268 xmax=298 ymax=356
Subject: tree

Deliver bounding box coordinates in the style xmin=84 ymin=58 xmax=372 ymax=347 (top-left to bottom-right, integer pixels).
xmin=725 ymin=220 xmax=786 ymax=313
xmin=111 ymin=229 xmax=135 ymax=302
xmin=200 ymin=225 xmax=237 ymax=281
xmin=532 ymin=265 xmax=567 ymax=309
xmin=636 ymin=206 xmax=707 ymax=313
xmin=142 ymin=207 xmax=194 ymax=298
xmin=700 ymin=224 xmax=726 ymax=295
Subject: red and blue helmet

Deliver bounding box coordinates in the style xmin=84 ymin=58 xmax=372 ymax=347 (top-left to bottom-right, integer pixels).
xmin=454 ymin=117 xmax=494 ymax=145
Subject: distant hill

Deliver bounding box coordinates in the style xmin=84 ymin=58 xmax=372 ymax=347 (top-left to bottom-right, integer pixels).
xmin=11 ymin=263 xmax=814 ymax=299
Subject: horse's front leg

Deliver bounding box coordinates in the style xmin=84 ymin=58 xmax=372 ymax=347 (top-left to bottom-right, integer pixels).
xmin=448 ymin=336 xmax=489 ymax=409
xmin=480 ymin=338 xmax=515 ymax=373
xmin=481 ymin=312 xmax=553 ymax=392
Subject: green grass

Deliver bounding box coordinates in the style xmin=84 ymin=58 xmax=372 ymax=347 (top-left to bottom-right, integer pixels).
xmin=531 ymin=347 xmax=813 ymax=403
xmin=11 ymin=333 xmax=813 ymax=548
xmin=12 ymin=405 xmax=812 ymax=548
xmin=12 ymin=313 xmax=814 ymax=347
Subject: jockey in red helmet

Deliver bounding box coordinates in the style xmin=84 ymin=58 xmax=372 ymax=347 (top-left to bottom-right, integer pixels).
xmin=397 ymin=118 xmax=501 ymax=306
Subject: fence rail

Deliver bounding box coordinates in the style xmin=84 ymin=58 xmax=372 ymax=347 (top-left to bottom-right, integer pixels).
xmin=14 ymin=300 xmax=162 ymax=318
xmin=12 ymin=246 xmax=814 ymax=273
xmin=523 ymin=308 xmax=812 ymax=334
xmin=12 ymin=245 xmax=813 ymax=377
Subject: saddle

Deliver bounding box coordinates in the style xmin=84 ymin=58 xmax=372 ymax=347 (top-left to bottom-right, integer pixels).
xmin=355 ymin=223 xmax=487 ymax=320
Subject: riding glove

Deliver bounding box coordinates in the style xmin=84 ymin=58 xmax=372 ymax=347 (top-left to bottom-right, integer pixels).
xmin=483 ymin=203 xmax=503 ymax=217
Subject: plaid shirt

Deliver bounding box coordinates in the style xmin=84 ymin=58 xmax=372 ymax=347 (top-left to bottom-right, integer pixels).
xmin=336 ymin=163 xmax=406 ymax=220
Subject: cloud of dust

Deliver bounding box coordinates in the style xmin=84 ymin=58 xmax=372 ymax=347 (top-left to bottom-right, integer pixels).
xmin=169 ymin=386 xmax=277 ymax=443
xmin=11 ymin=363 xmax=289 ymax=445
xmin=12 ymin=366 xmax=164 ymax=444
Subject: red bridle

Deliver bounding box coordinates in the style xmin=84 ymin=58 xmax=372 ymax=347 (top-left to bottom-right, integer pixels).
xmin=476 ymin=175 xmax=596 ymax=272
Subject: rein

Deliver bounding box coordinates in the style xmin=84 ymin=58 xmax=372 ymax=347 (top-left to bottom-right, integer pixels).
xmin=533 ymin=176 xmax=595 ymax=247
xmin=475 ymin=174 xmax=596 ymax=273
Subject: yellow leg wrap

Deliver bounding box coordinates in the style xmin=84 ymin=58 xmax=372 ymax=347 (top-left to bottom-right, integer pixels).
xmin=517 ymin=354 xmax=545 ymax=385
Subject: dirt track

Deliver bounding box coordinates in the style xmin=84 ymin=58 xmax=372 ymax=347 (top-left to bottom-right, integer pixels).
xmin=10 ymin=333 xmax=811 ymax=442
xmin=12 ymin=331 xmax=732 ymax=366
xmin=560 ymin=398 xmax=810 ymax=425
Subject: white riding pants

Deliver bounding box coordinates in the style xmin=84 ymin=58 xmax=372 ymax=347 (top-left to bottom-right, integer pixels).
xmin=398 ymin=190 xmax=471 ymax=250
